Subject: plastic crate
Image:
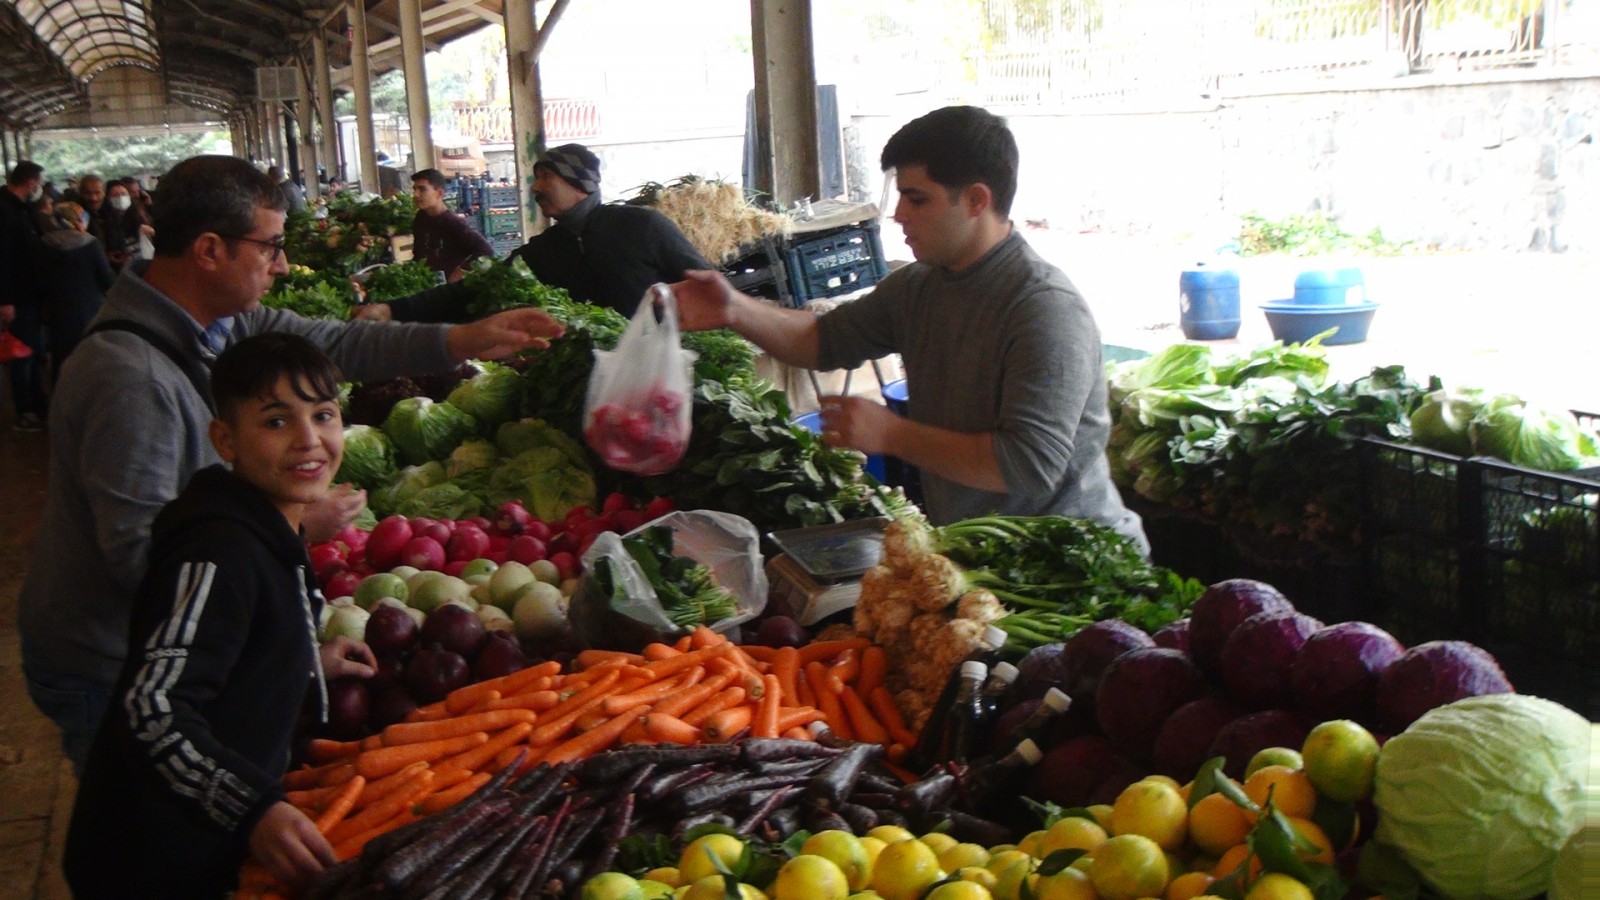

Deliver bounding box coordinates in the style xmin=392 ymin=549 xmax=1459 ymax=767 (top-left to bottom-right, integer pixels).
xmin=485 ymin=209 xmax=522 ymax=236
xmin=1359 ymin=437 xmax=1473 ymax=541
xmin=721 ymin=235 xmax=791 ymax=305
xmin=484 ymin=185 xmax=521 ymax=208
xmin=784 ymin=223 xmax=888 ymax=306
xmin=1367 ymin=533 xmax=1471 ymax=647
xmin=489 ymin=234 xmax=523 ymax=258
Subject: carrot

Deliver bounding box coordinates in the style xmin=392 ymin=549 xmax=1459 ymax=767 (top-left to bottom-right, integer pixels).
xmin=681 ymin=686 xmax=748 ymax=728
xmin=306 ymin=738 xmax=362 ymax=765
xmin=403 ymin=700 xmax=450 ymax=723
xmin=839 ymin=684 xmax=890 ymax=745
xmin=381 ymin=708 xmax=537 ymax=747
xmin=739 ymin=644 xmax=778 ymax=662
xmin=482 ymin=689 xmax=562 ymax=713
xmin=771 ymin=647 xmax=801 ymax=705
xmin=774 ymin=706 xmax=825 ymax=731
xmin=601 ymin=667 xmax=703 ymax=716
xmin=673 ymin=634 xmax=694 ymax=652
xmin=541 ymin=702 xmax=650 ymax=763
xmin=642 ymin=712 xmax=701 ymax=744
xmin=284 ymin=781 xmax=342 ymax=810
xmin=575 ymin=709 xmax=611 ymax=732
xmin=359 ymin=735 xmax=384 ymax=753
xmin=868 ymin=685 xmax=919 ymax=747
xmin=730 ymin=644 xmax=769 ymax=676
xmin=858 ymin=645 xmax=888 ymax=696
xmin=575 ymin=648 xmax=644 ymax=670
xmin=619 ymin=719 xmax=652 ymax=744
xmin=283 ymin=763 xmax=341 ymax=792
xmin=325 ymin=767 xmax=434 ymax=844
xmin=886 ymin=743 xmax=908 ymax=764
xmin=640 ymin=642 xmax=681 ymax=661
xmin=753 ymin=674 xmax=782 ymax=739
xmin=355 ymin=761 xmax=429 ymax=807
xmin=433 ymin=721 xmax=535 ymax=780
xmin=312 ymin=775 xmax=366 ymax=834
xmin=701 ymin=705 xmax=754 ymax=742
xmin=648 ymin=669 xmax=737 ymax=719
xmin=797 ymin=637 xmax=870 ymax=665
xmin=317 ymin=762 xmax=359 ymax=788
xmin=527 ymin=670 xmax=623 ymax=745
xmin=331 ymin=808 xmax=417 ymax=861
xmin=794 ymin=664 xmax=817 ymax=708
xmin=781 ymin=726 xmax=811 ymax=740
xmin=689 ymin=625 xmax=722 ymax=649
xmin=444 ymin=660 xmax=561 ymax=713
xmin=418 ymin=771 xmax=492 ymax=815
xmin=354 ymin=732 xmax=488 ymax=779
xmin=829 ymin=649 xmax=861 ymax=685
xmin=805 ymin=661 xmax=854 ymax=740
xmin=642 ymin=643 xmax=733 ymax=679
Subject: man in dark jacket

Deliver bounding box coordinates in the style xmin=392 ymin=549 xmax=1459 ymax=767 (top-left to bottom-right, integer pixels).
xmin=1 ymin=161 xmax=47 ymax=429
xmin=410 ymin=167 xmax=492 ymax=281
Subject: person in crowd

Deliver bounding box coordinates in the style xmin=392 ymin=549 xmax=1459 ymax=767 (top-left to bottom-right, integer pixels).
xmin=64 ymin=333 xmax=376 ymax=897
xmin=31 ymin=192 xmax=57 ymax=233
xmin=669 ymin=106 xmax=1148 ymax=550
xmin=352 ymin=143 xmax=710 ymax=323
xmin=2 ymin=161 xmax=48 ymax=430
xmin=409 ymin=167 xmax=493 ymax=282
xmin=37 ymin=200 xmax=116 ymax=385
xmin=17 ymin=154 xmax=564 ymax=772
xmin=95 ymin=179 xmax=139 ymax=268
xmin=270 ymin=164 xmax=308 ymax=214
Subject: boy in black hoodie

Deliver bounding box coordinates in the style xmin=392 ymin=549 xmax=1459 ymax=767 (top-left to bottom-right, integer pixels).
xmin=65 ymin=333 xmax=377 ymax=898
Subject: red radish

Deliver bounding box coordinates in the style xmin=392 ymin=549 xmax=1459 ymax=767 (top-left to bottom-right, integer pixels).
xmin=547 ymin=532 xmax=574 ymax=555
xmin=601 ymin=492 xmax=632 ymax=515
xmin=315 ymin=557 xmax=350 ymax=586
xmin=524 ymin=520 xmax=553 ymax=542
xmin=324 ymin=570 xmax=363 ymax=600
xmin=576 ymin=533 xmax=598 ymax=556
xmin=550 ymin=551 xmax=578 ymax=581
xmin=493 ymin=501 xmax=534 ymax=536
xmin=487 ymin=534 xmax=511 ymax=553
xmin=467 ymin=516 xmax=493 ymax=533
xmin=583 ymin=388 xmax=691 ymax=475
xmin=643 ymin=497 xmax=675 ymax=520
xmin=446 ymin=526 xmax=491 ymax=563
xmin=565 ymin=505 xmax=594 ymax=526
xmin=412 ymin=518 xmax=452 ymax=545
xmin=507 ymin=535 xmax=548 ymax=564
xmin=309 ymin=542 xmax=346 ymax=568
xmin=367 ymin=516 xmax=414 ymax=570
xmin=613 ymin=510 xmax=648 ymax=533
xmin=402 ymin=535 xmax=446 ymax=571
xmin=487 ymin=550 xmax=508 ymax=565
xmin=333 ymin=525 xmax=369 ymax=555
xmin=442 ymin=560 xmax=470 ymax=578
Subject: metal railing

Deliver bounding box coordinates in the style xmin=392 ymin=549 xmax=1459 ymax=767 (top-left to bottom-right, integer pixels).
xmin=430 ymin=98 xmax=601 ymax=144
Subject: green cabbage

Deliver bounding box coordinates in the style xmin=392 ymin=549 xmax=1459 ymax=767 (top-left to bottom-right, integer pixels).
xmin=494 ymin=417 xmax=588 ymax=468
xmin=1374 ymin=693 xmax=1589 ymax=900
xmin=1409 ymin=387 xmax=1485 ymax=456
xmin=382 ymin=397 xmax=478 ymax=465
xmin=370 ymin=461 xmax=446 ymax=517
xmin=335 ymin=424 xmax=399 ymax=490
xmin=393 ymin=482 xmax=484 ymax=520
xmin=447 ymin=439 xmax=499 ymax=480
xmin=1106 ymin=343 xmax=1214 ymax=410
xmin=486 ymin=448 xmax=596 ymax=522
xmin=1470 ymin=395 xmax=1598 ymax=472
xmin=446 ymin=361 xmax=524 ymax=431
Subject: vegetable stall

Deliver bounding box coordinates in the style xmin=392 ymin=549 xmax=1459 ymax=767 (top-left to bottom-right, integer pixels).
xmin=236 ymin=194 xmax=1595 ymax=900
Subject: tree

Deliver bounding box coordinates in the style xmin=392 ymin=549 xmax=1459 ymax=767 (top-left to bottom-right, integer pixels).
xmin=31 ymin=132 xmax=229 ymax=180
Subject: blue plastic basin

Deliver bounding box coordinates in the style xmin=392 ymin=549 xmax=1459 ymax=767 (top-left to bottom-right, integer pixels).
xmin=881 ymin=379 xmax=909 ymax=416
xmin=1260 ymin=300 xmax=1379 ymax=345
xmin=1292 ymin=267 xmax=1367 ymax=306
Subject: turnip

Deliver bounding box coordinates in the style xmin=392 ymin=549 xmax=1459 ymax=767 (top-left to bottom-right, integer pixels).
xmin=447 ymin=526 xmax=491 ymax=563
xmin=367 ymin=516 xmax=414 ymax=571
xmin=507 ymin=534 xmax=548 ymax=565
xmin=409 ymin=574 xmax=471 ymax=614
xmin=529 ymin=559 xmax=560 ymax=586
xmin=403 ymin=606 xmax=426 ymax=630
xmin=512 ymin=580 xmax=569 ymax=640
xmin=460 ymin=557 xmax=498 ymax=580
xmin=489 ymin=561 xmax=537 ymax=609
xmin=389 ymin=565 xmax=420 ymax=582
xmin=353 ymin=572 xmax=408 ymax=610
xmin=370 ymin=596 xmax=408 ymax=612
xmin=319 ymin=605 xmax=370 ymax=643
xmin=476 ymin=603 xmax=513 ymax=630
xmin=401 ymin=535 xmax=446 ymax=571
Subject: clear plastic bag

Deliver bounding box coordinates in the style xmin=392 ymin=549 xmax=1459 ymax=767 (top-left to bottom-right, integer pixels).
xmin=582 ymin=283 xmax=697 ymax=475
xmin=571 ymin=510 xmax=769 ymax=650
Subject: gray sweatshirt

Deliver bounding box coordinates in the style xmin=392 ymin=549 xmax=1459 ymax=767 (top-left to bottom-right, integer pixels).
xmin=18 ymin=262 xmax=458 ymax=684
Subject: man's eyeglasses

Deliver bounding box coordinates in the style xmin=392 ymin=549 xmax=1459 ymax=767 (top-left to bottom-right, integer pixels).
xmin=220 ymin=233 xmax=287 ymax=260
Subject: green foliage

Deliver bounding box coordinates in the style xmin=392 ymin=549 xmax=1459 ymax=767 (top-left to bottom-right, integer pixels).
xmin=261 ymin=266 xmax=359 ymax=319
xmin=361 ymin=259 xmax=441 ymax=302
xmin=30 ymin=132 xmax=228 ymax=180
xmin=1236 ymin=211 xmax=1409 ymax=257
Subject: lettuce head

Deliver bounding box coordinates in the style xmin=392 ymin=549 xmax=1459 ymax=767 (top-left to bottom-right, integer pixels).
xmin=486 ymin=447 xmax=596 ymax=522
xmin=335 ymin=424 xmax=399 ymax=490
xmin=369 ymin=461 xmax=446 ymax=517
xmin=382 ymin=396 xmax=478 ymax=465
xmin=446 ymin=361 xmax=524 ymax=431
xmin=495 ymin=417 xmax=588 ymax=468
xmin=1470 ymin=395 xmax=1597 ymax=472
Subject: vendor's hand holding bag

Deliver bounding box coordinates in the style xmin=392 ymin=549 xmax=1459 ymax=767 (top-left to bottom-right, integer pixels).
xmin=582 ymin=283 xmax=697 ymax=475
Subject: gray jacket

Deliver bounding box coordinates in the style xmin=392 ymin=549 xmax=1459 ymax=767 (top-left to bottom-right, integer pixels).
xmin=18 ymin=262 xmax=458 ymax=684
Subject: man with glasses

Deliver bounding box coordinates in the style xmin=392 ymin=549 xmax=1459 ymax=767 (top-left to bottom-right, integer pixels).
xmin=17 ymin=155 xmax=566 ymax=771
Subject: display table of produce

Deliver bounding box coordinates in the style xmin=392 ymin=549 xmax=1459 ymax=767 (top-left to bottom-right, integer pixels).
xmin=237 ymin=201 xmax=1594 ymax=900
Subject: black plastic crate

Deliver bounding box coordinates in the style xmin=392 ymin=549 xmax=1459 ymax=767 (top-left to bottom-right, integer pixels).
xmin=722 ymin=235 xmax=790 ymax=305
xmin=1477 ymin=460 xmax=1599 ymax=577
xmin=489 ymin=234 xmax=523 ymax=258
xmin=1366 ymin=533 xmax=1472 ymax=647
xmin=784 ymin=223 xmax=888 ymax=306
xmin=1359 ymin=437 xmax=1474 ymax=541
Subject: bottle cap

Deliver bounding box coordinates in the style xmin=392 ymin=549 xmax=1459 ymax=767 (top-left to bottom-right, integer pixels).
xmin=1015 ymin=738 xmax=1043 ymax=765
xmin=1042 ymin=687 xmax=1073 ymax=712
xmin=990 ymin=661 xmax=1019 ymax=684
xmin=960 ymin=660 xmax=989 ymax=680
xmin=980 ymin=624 xmax=1007 ymax=649
xmin=807 ymin=720 xmax=832 ymax=738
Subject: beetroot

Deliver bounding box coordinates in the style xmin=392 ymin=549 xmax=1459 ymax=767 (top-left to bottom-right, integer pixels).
xmin=1190 ymin=579 xmax=1292 ymax=675
xmin=1013 ymin=642 xmax=1067 ymax=702
xmin=1219 ymin=610 xmax=1323 ymax=710
xmin=472 ymin=631 xmax=529 ymax=681
xmin=421 ymin=603 xmax=487 ymax=658
xmin=753 ymin=615 xmax=808 ymax=649
xmin=1375 ymin=640 xmax=1513 ymax=733
xmin=1152 ymin=618 xmax=1191 ymax=653
xmin=324 ymin=678 xmax=371 ymax=741
xmin=1060 ymin=620 xmax=1154 ymax=711
xmin=1292 ymin=621 xmax=1405 ymax=724
xmin=1207 ymin=709 xmax=1313 ymax=779
xmin=364 ymin=604 xmax=420 ymax=657
xmin=405 ymin=648 xmax=470 ymax=703
xmin=1026 ymin=735 xmax=1145 ymax=808
xmin=1151 ymin=695 xmax=1245 ymax=781
xmin=368 ymin=683 xmax=418 ymax=729
xmin=1095 ymin=647 xmax=1210 ymax=761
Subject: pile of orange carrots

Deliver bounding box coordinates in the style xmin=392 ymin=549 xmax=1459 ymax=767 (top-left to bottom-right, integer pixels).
xmin=271 ymin=627 xmax=916 ymax=866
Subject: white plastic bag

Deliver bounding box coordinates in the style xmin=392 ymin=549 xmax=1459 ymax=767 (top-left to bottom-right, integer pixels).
xmin=582 ymin=283 xmax=697 ymax=475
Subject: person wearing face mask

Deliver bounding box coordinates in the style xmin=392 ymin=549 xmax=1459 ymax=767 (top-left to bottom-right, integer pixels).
xmin=2 ymin=161 xmax=49 ymax=429
xmin=90 ymin=180 xmax=137 ymax=269
xmin=36 ymin=201 xmax=116 ymax=386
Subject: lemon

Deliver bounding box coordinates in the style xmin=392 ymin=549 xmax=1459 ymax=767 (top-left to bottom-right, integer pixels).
xmin=643 ymin=867 xmax=681 ymax=888
xmin=1033 ymin=867 xmax=1098 ymax=900
xmin=682 ymin=876 xmax=766 ymax=900
xmin=859 ymin=836 xmax=888 ymax=877
xmin=1016 ymin=830 xmax=1049 ymax=858
xmin=1086 ymin=804 xmax=1115 ymax=831
xmin=1244 ymin=873 xmax=1314 ymax=900
xmin=989 ymin=844 xmax=1018 ymax=855
xmin=956 ymin=866 xmax=998 ymax=889
xmin=1041 ymin=816 xmax=1108 ymax=855
xmin=1088 ymin=834 xmax=1171 ymax=900
xmin=639 ymin=881 xmax=675 ymax=900
xmin=1243 ymin=766 xmax=1317 ymax=819
xmin=1301 ymin=720 xmax=1379 ymax=803
xmin=868 ymin=825 xmax=917 ymax=845
xmin=925 ymin=881 xmax=995 ymax=900
xmin=804 ymin=830 xmax=874 ymax=890
xmin=990 ymin=859 xmax=1038 ymax=900
xmin=581 ymin=872 xmax=645 ymax=900
xmin=1166 ymin=871 xmax=1216 ymax=900
xmin=773 ymin=854 xmax=850 ymax=900
xmin=1140 ymin=775 xmax=1183 ymax=791
xmin=1245 ymin=747 xmax=1304 ymax=777
xmin=987 ymin=849 xmax=1033 ymax=874
xmin=1111 ymin=780 xmax=1189 ymax=849
xmin=939 ymin=842 xmax=991 ymax=872
xmin=678 ymin=834 xmax=746 ymax=884
xmin=869 ymin=839 xmax=945 ymax=900
xmin=920 ymin=832 xmax=961 ymax=855
xmin=848 ymin=892 xmax=886 ymax=899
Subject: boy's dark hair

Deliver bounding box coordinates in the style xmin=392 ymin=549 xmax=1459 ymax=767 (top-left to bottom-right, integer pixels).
xmin=880 ymin=106 xmax=1019 ymax=217
xmin=412 ymin=168 xmax=448 ymax=190
xmin=7 ymin=161 xmax=43 ymax=186
xmin=152 ymin=156 xmax=286 ymax=258
xmin=211 ymin=333 xmax=343 ymax=423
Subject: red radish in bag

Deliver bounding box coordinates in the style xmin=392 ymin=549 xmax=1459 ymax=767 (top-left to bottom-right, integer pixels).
xmin=583 ymin=284 xmax=697 ymax=476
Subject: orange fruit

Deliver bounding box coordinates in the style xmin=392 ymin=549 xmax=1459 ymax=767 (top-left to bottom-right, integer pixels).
xmin=1284 ymin=817 xmax=1335 ymax=865
xmin=1212 ymin=845 xmax=1262 ymax=886
xmin=1167 ymin=871 xmax=1217 ymax=900
xmin=1188 ymin=793 xmax=1253 ymax=857
xmin=1243 ymin=766 xmax=1316 ymax=819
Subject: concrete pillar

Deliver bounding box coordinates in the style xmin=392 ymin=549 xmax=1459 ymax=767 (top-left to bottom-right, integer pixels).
xmin=1 ymin=127 xmax=11 ymax=172
xmin=349 ymin=0 xmax=380 ymax=193
xmin=229 ymin=117 xmax=243 ymax=158
xmin=296 ymin=61 xmax=319 ymax=196
xmin=505 ymin=0 xmax=543 ymax=236
xmin=749 ymin=0 xmax=820 ymax=207
xmin=398 ymin=0 xmax=434 ymax=170
xmin=265 ymin=100 xmax=284 ymax=166
xmin=244 ymin=108 xmax=261 ymax=162
xmin=313 ymin=33 xmax=341 ymax=183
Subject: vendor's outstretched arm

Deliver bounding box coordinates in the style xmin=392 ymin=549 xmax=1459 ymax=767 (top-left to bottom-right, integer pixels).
xmin=822 ymin=396 xmax=1008 ymax=492
xmin=671 ymin=270 xmax=819 ymax=369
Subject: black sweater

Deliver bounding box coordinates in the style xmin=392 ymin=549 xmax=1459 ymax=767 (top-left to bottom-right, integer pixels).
xmin=64 ymin=465 xmax=327 ymax=899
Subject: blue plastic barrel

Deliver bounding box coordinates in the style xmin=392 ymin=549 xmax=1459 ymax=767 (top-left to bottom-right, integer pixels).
xmin=1178 ymin=263 xmax=1241 ymax=340
xmin=792 ymin=411 xmax=887 ymax=482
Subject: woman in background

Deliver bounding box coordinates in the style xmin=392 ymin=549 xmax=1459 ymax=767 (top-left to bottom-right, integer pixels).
xmin=37 ymin=201 xmax=115 ymax=385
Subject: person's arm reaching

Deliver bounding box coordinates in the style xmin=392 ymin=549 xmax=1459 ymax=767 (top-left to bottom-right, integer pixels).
xmin=444 ymin=306 xmax=564 ymax=361
xmin=671 ymin=269 xmax=820 ymax=369
xmin=819 ymin=395 xmax=1008 ymax=492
